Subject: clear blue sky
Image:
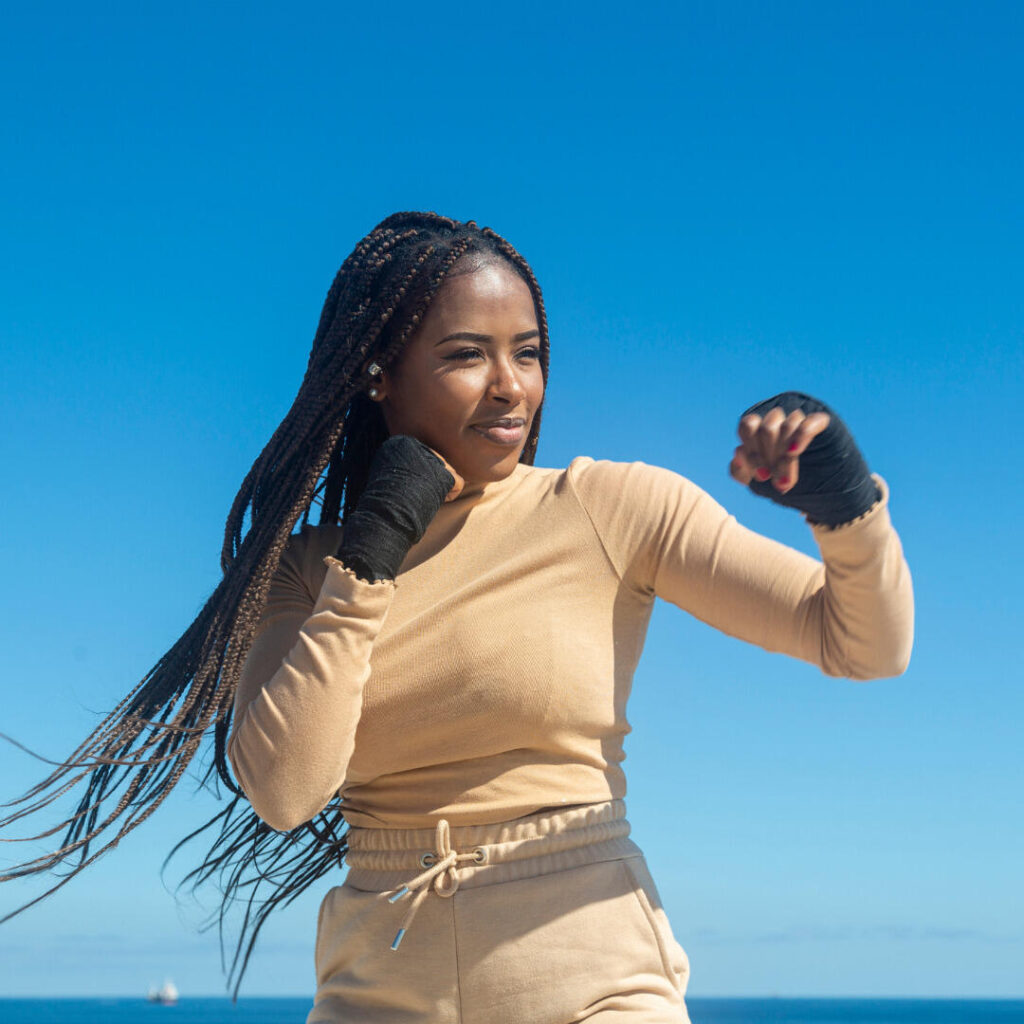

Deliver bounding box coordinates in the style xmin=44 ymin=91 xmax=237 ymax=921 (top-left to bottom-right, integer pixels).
xmin=1 ymin=0 xmax=1021 ymax=1001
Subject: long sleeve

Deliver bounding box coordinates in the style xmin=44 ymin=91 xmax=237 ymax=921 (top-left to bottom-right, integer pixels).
xmin=227 ymin=527 xmax=395 ymax=831
xmin=569 ymin=458 xmax=913 ymax=680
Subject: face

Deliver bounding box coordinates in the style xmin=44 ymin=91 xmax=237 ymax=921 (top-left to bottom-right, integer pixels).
xmin=375 ymin=259 xmax=545 ymax=486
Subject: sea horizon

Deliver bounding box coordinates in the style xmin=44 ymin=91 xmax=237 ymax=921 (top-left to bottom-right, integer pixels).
xmin=2 ymin=995 xmax=1023 ymax=1023
xmin=5 ymin=994 xmax=1024 ymax=1000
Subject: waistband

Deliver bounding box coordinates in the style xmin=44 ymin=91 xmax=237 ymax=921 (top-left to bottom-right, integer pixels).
xmin=343 ymin=799 xmax=641 ymax=952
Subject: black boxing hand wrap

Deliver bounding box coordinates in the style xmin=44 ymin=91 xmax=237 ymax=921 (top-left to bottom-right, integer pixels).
xmin=335 ymin=436 xmax=455 ymax=582
xmin=743 ymin=392 xmax=881 ymax=527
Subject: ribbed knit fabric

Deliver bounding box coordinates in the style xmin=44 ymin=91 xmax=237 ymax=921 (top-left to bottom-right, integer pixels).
xmin=228 ymin=457 xmax=914 ymax=833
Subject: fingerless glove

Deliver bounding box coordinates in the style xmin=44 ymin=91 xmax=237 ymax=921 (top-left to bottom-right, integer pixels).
xmin=743 ymin=391 xmax=881 ymax=527
xmin=335 ymin=436 xmax=455 ymax=582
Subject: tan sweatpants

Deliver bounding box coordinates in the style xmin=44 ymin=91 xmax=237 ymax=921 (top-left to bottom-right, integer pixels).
xmin=306 ymin=800 xmax=691 ymax=1023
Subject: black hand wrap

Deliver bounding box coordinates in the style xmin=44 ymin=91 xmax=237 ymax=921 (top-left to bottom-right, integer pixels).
xmin=335 ymin=436 xmax=455 ymax=582
xmin=743 ymin=391 xmax=881 ymax=527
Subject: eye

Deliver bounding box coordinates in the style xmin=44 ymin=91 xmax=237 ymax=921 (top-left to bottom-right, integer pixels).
xmin=515 ymin=346 xmax=541 ymax=362
xmin=443 ymin=347 xmax=484 ymax=362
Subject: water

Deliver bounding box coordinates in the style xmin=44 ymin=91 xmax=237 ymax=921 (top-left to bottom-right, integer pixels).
xmin=686 ymin=1000 xmax=1024 ymax=1023
xmin=1 ymin=999 xmax=1021 ymax=1023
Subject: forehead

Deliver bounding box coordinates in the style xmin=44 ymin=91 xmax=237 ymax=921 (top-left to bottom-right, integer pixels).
xmin=423 ymin=261 xmax=537 ymax=328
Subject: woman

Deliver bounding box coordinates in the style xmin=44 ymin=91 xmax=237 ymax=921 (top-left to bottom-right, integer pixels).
xmin=1 ymin=212 xmax=913 ymax=1022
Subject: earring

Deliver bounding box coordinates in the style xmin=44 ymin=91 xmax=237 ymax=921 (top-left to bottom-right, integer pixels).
xmin=367 ymin=361 xmax=383 ymax=400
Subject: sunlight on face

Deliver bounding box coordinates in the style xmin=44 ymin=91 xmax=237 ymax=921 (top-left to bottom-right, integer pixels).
xmin=378 ymin=260 xmax=544 ymax=486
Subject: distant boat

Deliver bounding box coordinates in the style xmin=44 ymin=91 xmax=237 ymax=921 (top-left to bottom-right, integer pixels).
xmin=147 ymin=979 xmax=179 ymax=1005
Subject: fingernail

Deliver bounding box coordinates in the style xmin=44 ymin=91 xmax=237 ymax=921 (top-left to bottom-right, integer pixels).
xmin=778 ymin=476 xmax=790 ymax=486
xmin=787 ymin=442 xmax=799 ymax=452
xmin=756 ymin=467 xmax=771 ymax=481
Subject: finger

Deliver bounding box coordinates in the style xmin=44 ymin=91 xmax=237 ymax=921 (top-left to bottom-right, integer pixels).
xmin=756 ymin=406 xmax=788 ymax=470
xmin=782 ymin=411 xmax=831 ymax=458
xmin=776 ymin=409 xmax=806 ymax=455
xmin=425 ymin=445 xmax=465 ymax=502
xmin=738 ymin=414 xmax=770 ymax=481
xmin=772 ymin=452 xmax=799 ymax=492
xmin=771 ymin=410 xmax=806 ymax=493
xmin=729 ymin=445 xmax=755 ymax=485
xmin=775 ymin=412 xmax=831 ymax=494
xmin=737 ymin=413 xmax=762 ymax=445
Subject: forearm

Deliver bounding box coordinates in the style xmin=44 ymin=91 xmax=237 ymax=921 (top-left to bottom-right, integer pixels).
xmin=809 ymin=475 xmax=914 ymax=679
xmin=227 ymin=558 xmax=394 ymax=831
xmin=228 ymin=437 xmax=450 ymax=830
xmin=646 ymin=472 xmax=913 ymax=679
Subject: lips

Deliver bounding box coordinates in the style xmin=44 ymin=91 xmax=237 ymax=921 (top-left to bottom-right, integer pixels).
xmin=470 ymin=416 xmax=526 ymax=446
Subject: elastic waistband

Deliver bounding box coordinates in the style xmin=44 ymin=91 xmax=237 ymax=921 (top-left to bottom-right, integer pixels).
xmin=344 ymin=799 xmax=640 ymax=894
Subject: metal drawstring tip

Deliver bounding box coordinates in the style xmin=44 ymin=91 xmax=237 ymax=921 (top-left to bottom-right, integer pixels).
xmin=387 ymin=886 xmax=409 ymax=904
xmin=390 ymin=928 xmax=406 ymax=951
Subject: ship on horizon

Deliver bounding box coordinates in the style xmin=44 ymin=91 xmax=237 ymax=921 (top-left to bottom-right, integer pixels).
xmin=147 ymin=979 xmax=179 ymax=1005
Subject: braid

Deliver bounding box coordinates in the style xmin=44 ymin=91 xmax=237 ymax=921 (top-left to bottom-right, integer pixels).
xmin=0 ymin=211 xmax=551 ymax=999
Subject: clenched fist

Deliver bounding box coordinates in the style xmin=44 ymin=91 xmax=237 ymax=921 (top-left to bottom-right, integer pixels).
xmin=729 ymin=392 xmax=881 ymax=527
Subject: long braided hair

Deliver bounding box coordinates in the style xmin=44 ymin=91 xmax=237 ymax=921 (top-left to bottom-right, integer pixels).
xmin=0 ymin=211 xmax=550 ymax=998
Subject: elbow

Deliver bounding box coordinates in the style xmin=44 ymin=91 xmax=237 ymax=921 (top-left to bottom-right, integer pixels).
xmin=251 ymin=786 xmax=336 ymax=833
xmin=885 ymin=643 xmax=913 ymax=679
xmin=251 ymin=803 xmax=313 ymax=835
xmin=235 ymin=779 xmax=320 ymax=834
xmin=864 ymin=620 xmax=916 ymax=680
xmin=847 ymin=653 xmax=911 ymax=682
xmin=822 ymin=602 xmax=915 ymax=681
xmin=840 ymin=639 xmax=914 ymax=682
xmin=227 ymin=735 xmax=320 ymax=833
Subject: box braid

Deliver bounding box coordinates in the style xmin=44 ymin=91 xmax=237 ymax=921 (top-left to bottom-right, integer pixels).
xmin=0 ymin=211 xmax=550 ymax=999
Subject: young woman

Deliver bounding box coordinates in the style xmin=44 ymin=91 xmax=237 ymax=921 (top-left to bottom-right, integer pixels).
xmin=1 ymin=212 xmax=913 ymax=1023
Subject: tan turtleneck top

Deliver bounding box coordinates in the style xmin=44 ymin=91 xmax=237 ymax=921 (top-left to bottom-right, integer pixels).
xmin=227 ymin=458 xmax=913 ymax=833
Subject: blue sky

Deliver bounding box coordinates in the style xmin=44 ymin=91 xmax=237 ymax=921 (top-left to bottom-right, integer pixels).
xmin=1 ymin=0 xmax=1021 ymax=1000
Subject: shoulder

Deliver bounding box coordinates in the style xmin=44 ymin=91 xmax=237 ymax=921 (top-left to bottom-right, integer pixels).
xmin=527 ymin=457 xmax=715 ymax=588
xmin=534 ymin=457 xmax=715 ymax=555
xmin=516 ymin=456 xmax=696 ymax=490
xmin=565 ymin=456 xmax=703 ymax=506
xmin=273 ymin=521 xmax=345 ymax=596
xmin=282 ymin=520 xmax=344 ymax=562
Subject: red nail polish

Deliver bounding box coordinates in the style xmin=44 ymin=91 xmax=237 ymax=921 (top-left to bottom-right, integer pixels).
xmin=778 ymin=476 xmax=790 ymax=486
xmin=787 ymin=442 xmax=799 ymax=452
xmin=756 ymin=467 xmax=771 ymax=481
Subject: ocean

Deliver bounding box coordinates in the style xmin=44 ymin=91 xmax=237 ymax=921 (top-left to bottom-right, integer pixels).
xmin=0 ymin=999 xmax=1021 ymax=1023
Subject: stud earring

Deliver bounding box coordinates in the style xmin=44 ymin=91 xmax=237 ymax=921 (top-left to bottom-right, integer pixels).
xmin=368 ymin=386 xmax=381 ymax=400
xmin=368 ymin=362 xmax=382 ymax=378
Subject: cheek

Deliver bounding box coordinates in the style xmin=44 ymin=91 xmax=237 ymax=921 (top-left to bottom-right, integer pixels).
xmin=429 ymin=375 xmax=481 ymax=421
xmin=388 ymin=373 xmax=475 ymax=435
xmin=527 ymin=372 xmax=546 ymax=410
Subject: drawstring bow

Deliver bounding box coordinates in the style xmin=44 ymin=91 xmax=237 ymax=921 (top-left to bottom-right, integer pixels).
xmin=386 ymin=818 xmax=487 ymax=950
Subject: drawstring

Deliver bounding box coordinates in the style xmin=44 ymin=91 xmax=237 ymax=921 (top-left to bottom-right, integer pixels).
xmin=385 ymin=818 xmax=487 ymax=950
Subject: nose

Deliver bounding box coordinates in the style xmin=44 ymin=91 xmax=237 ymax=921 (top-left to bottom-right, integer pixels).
xmin=486 ymin=354 xmax=525 ymax=404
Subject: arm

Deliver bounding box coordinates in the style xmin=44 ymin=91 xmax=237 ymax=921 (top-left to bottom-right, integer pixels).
xmin=569 ymin=458 xmax=913 ymax=680
xmin=227 ymin=533 xmax=394 ymax=832
xmin=227 ymin=435 xmax=455 ymax=832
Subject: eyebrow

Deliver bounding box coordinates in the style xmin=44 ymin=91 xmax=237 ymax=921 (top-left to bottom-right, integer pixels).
xmin=435 ymin=329 xmax=540 ymax=346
